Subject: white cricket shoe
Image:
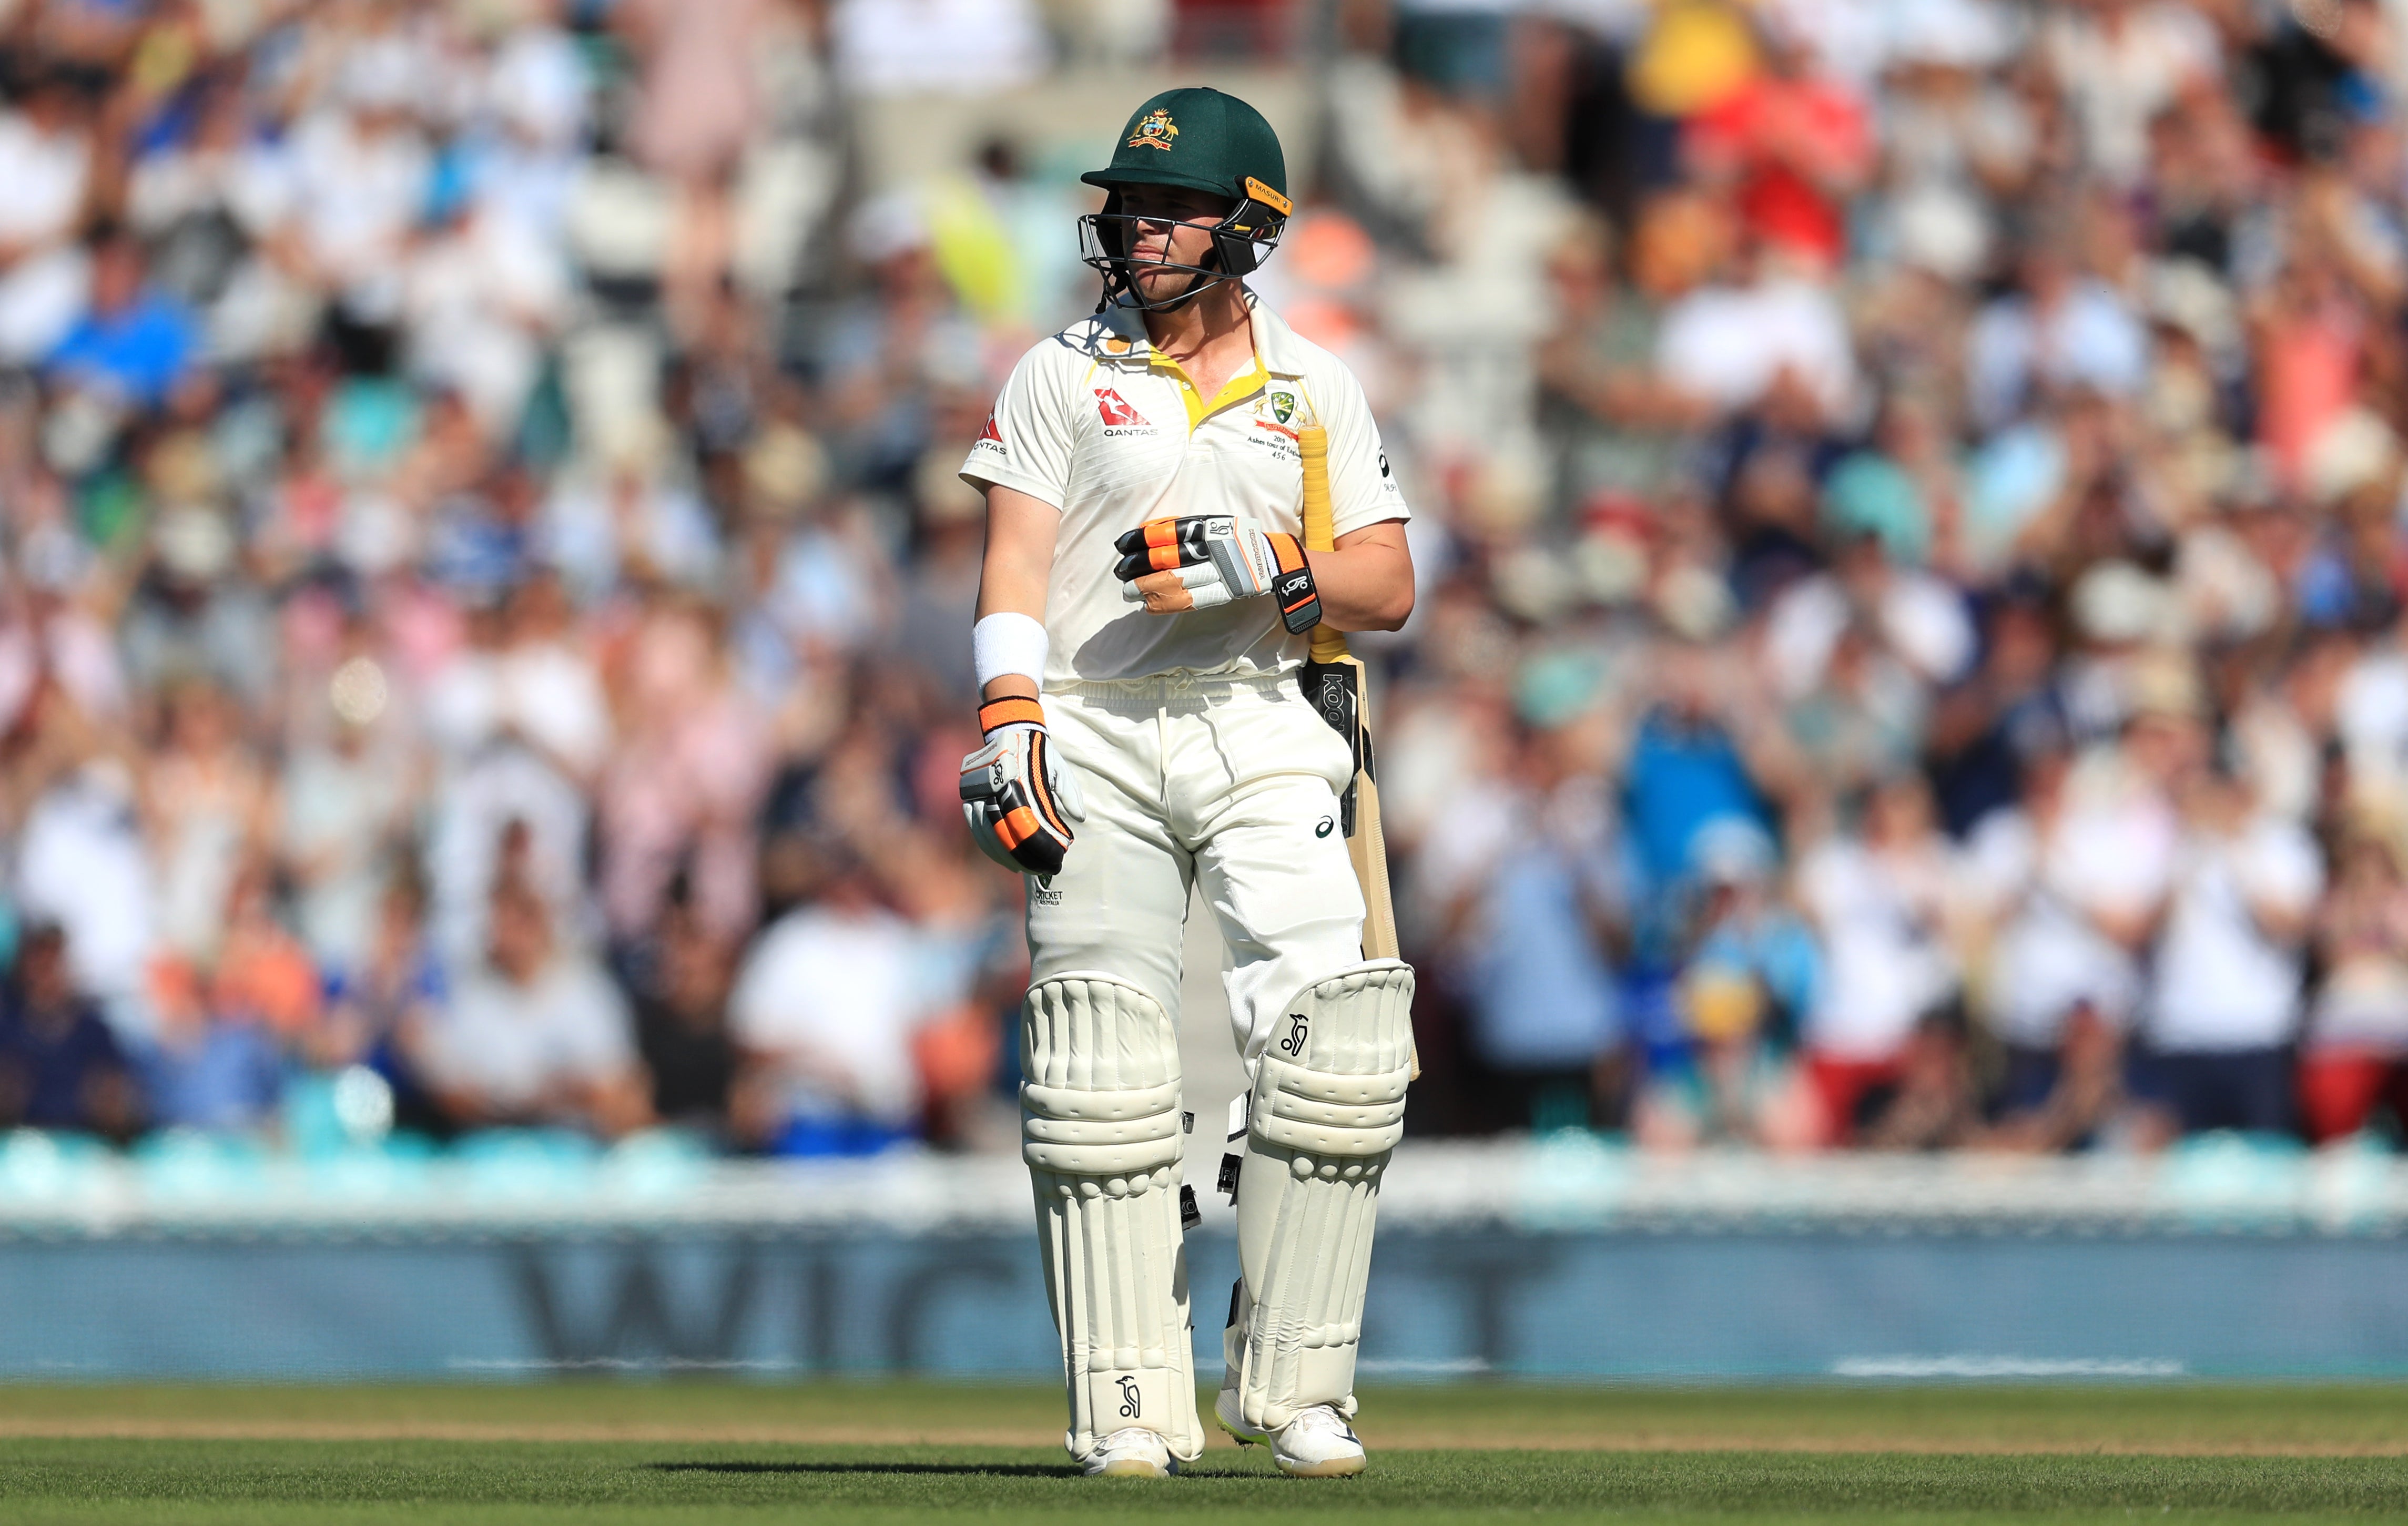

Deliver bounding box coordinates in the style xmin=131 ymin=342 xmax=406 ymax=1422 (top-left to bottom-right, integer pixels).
xmin=1269 ymin=1405 xmax=1367 ymax=1477
xmin=1213 ymin=1387 xmax=1267 ymax=1445
xmin=1214 ymin=1391 xmax=1366 ymax=1478
xmin=1083 ymin=1427 xmax=1177 ymax=1478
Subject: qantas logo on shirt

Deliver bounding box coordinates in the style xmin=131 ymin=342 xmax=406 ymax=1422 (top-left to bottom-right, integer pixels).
xmin=978 ymin=410 xmax=1002 ymax=444
xmin=1094 ymin=388 xmax=1154 ymax=434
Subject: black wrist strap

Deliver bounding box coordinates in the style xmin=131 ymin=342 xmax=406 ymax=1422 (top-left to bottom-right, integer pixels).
xmin=1268 ymin=533 xmax=1320 ymax=634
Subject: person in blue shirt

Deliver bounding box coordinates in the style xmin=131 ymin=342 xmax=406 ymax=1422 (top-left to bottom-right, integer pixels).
xmin=1633 ymin=820 xmax=1825 ymax=1150
xmin=47 ymin=230 xmax=200 ymax=410
xmin=1440 ymin=711 xmax=1637 ymax=1134
xmin=0 ymin=922 xmax=142 ymax=1140
xmin=1621 ymin=640 xmax=1785 ymax=925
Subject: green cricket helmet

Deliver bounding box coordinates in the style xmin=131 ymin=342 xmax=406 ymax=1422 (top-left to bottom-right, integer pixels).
xmin=1078 ymin=87 xmax=1292 ymax=310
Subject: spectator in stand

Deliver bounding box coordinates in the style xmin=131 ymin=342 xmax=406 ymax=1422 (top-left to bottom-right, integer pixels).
xmin=276 ymin=671 xmax=415 ymax=978
xmin=629 ymin=896 xmax=739 ymax=1136
xmin=728 ymin=847 xmax=950 ymax=1155
xmin=1962 ymin=747 xmax=2150 ymax=1135
xmin=46 ymin=231 xmax=200 ymax=409
xmin=1794 ymin=773 xmax=1963 ymax=1144
xmin=1424 ymin=693 xmax=1632 ymax=1134
xmin=319 ymin=871 xmax=446 ymax=1101
xmin=1655 ymin=232 xmax=1859 ymax=425
xmin=0 ymin=923 xmax=140 ymax=1140
xmin=0 ymin=71 xmax=96 ymax=367
xmin=410 ymin=873 xmax=653 ymax=1139
xmin=2136 ymin=759 xmax=2325 ymax=1141
xmin=1682 ymin=18 xmax=1873 ymax=277
xmin=2298 ymin=831 xmax=2408 ymax=1141
xmin=1536 ymin=205 xmax=1712 ymax=518
xmin=1620 ymin=640 xmax=1784 ymax=898
xmin=144 ymin=859 xmax=326 ymax=1134
xmin=1633 ymin=819 xmax=1822 ymax=1151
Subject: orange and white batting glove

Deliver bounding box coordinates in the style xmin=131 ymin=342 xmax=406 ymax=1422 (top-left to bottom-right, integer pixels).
xmin=1113 ymin=514 xmax=1322 ymax=633
xmin=959 ymin=696 xmax=1086 ymax=878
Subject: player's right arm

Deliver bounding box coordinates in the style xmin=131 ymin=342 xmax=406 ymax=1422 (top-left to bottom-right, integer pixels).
xmin=975 ymin=485 xmax=1059 ymax=704
xmin=958 ymin=346 xmax=1083 ymax=878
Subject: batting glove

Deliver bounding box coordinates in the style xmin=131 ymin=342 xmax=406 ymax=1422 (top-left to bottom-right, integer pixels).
xmin=959 ymin=696 xmax=1086 ymax=878
xmin=1114 ymin=514 xmax=1323 ymax=633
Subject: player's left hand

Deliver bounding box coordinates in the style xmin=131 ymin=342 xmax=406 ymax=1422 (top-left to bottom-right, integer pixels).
xmin=1113 ymin=514 xmax=1321 ymax=633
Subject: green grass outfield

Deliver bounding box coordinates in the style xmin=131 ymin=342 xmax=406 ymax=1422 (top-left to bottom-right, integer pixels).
xmin=0 ymin=1383 xmax=2403 ymax=1524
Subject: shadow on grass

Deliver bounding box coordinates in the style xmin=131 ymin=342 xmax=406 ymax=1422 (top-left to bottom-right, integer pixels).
xmin=647 ymin=1461 xmax=1077 ymax=1479
xmin=646 ymin=1460 xmax=1267 ymax=1481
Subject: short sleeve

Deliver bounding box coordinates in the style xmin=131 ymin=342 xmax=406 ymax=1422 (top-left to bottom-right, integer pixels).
xmin=558 ymin=968 xmax=637 ymax=1082
xmin=727 ymin=927 xmax=789 ymax=1050
xmin=1313 ymin=366 xmax=1408 ymax=538
xmin=2243 ymin=820 xmax=2324 ymax=915
xmin=961 ymin=341 xmax=1075 ymax=510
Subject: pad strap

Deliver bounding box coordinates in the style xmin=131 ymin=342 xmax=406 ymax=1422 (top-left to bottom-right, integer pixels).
xmin=1022 ymin=1079 xmax=1185 ymax=1175
xmin=1251 ymin=1054 xmax=1410 ymax=1155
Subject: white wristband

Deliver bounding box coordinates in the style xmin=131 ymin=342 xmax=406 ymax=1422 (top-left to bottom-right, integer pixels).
xmin=973 ymin=612 xmax=1049 ymax=689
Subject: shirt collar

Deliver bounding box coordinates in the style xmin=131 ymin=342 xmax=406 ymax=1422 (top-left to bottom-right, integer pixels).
xmin=1095 ymin=290 xmax=1309 ymax=379
xmin=1243 ymin=292 xmax=1312 ymax=379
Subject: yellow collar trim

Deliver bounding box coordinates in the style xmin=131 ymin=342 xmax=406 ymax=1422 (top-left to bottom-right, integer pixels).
xmin=1148 ymin=348 xmax=1268 ymax=433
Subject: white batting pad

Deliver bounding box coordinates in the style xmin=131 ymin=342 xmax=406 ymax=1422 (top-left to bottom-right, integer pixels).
xmin=1022 ymin=972 xmax=1203 ymax=1462
xmin=1225 ymin=960 xmax=1416 ymax=1432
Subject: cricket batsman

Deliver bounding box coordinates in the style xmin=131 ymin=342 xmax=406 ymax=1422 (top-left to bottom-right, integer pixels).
xmin=957 ymin=87 xmax=1416 ymax=1478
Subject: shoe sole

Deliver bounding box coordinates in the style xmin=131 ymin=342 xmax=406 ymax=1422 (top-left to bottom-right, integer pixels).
xmin=1091 ymin=1458 xmax=1174 ymax=1478
xmin=1274 ymin=1453 xmax=1367 ymax=1479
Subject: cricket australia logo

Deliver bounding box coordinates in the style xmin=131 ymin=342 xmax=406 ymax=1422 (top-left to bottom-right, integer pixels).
xmin=1116 ymin=1375 xmax=1143 ymax=1418
xmin=1279 ymin=1012 xmax=1309 ymax=1057
xmin=1094 ymin=387 xmax=1154 ymax=436
xmin=1126 ymin=109 xmax=1178 ymax=151
xmin=1251 ymin=391 xmax=1300 ymax=456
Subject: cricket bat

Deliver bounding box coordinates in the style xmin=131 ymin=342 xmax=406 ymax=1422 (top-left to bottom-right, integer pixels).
xmin=1297 ymin=424 xmax=1400 ymax=962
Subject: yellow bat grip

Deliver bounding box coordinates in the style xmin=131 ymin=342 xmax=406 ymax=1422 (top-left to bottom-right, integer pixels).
xmin=1299 ymin=424 xmax=1347 ymax=662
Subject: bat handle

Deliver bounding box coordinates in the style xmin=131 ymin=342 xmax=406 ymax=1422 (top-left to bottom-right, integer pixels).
xmin=1299 ymin=425 xmax=1335 ymax=550
xmin=1298 ymin=423 xmax=1349 ymax=661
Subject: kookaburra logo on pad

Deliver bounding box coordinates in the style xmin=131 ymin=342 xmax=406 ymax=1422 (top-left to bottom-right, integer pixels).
xmin=1280 ymin=1013 xmax=1309 ymax=1057
xmin=1116 ymin=1376 xmax=1142 ymax=1417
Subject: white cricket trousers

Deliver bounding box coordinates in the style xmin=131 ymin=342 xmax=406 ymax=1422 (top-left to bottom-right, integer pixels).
xmin=1031 ymin=668 xmax=1366 ymax=1061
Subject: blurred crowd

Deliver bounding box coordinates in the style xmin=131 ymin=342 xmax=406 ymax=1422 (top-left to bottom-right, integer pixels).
xmin=1377 ymin=0 xmax=2408 ymax=1154
xmin=5 ymin=0 xmax=2408 ymax=1162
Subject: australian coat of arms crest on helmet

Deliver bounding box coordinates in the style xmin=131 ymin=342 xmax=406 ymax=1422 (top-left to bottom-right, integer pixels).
xmin=1127 ymin=108 xmax=1178 ymax=151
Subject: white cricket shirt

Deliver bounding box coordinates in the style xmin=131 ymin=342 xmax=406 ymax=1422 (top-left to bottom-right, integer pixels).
xmin=960 ymin=291 xmax=1407 ymax=685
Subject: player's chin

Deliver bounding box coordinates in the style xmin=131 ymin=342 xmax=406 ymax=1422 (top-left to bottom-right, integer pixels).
xmin=1132 ymin=270 xmax=1197 ymax=303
